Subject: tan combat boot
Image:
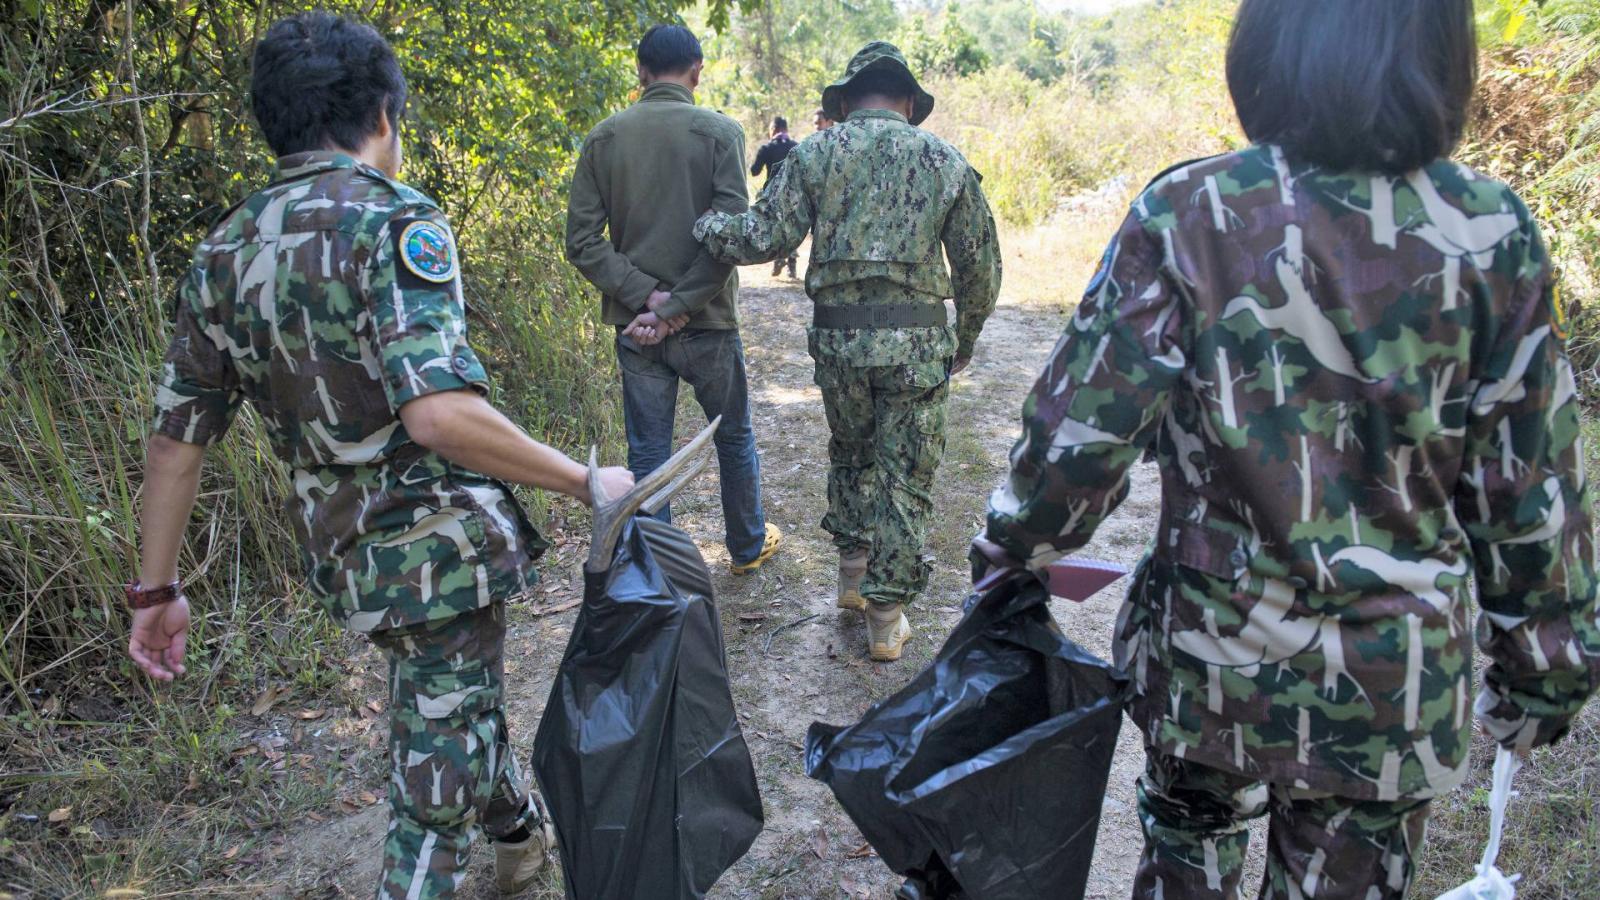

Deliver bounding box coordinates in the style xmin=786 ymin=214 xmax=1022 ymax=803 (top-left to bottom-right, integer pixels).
xmin=494 ymin=801 xmax=558 ymax=895
xmin=838 ymin=549 xmax=868 ymax=611
xmin=866 ymin=602 xmax=911 ymax=662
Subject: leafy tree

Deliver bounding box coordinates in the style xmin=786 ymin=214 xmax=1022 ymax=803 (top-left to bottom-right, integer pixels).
xmin=898 ymin=7 xmax=989 ymax=78
xmin=952 ymin=0 xmax=1068 ymax=83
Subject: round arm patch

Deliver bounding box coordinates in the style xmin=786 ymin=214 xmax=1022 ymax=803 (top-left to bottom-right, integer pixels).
xmin=398 ymin=220 xmax=458 ymax=284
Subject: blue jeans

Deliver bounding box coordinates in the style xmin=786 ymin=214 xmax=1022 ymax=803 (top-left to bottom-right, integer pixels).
xmin=616 ymin=329 xmax=767 ymax=565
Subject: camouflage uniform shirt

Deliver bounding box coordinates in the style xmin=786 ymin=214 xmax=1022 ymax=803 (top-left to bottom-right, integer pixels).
xmin=694 ymin=109 xmax=1001 ymax=367
xmin=986 ymin=146 xmax=1600 ymax=801
xmin=152 ymin=151 xmax=543 ymax=633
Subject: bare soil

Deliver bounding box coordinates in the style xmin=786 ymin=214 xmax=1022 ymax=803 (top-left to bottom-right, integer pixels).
xmin=256 ymin=262 xmax=1172 ymax=899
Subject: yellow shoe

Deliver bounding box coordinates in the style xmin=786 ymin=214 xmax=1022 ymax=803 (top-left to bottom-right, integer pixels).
xmin=838 ymin=549 xmax=867 ymax=611
xmin=866 ymin=603 xmax=911 ymax=662
xmin=730 ymin=523 xmax=783 ymax=575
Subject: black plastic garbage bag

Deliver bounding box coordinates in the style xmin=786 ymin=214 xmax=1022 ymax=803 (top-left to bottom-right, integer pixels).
xmin=532 ymin=517 xmax=763 ymax=899
xmin=805 ymin=570 xmax=1129 ymax=900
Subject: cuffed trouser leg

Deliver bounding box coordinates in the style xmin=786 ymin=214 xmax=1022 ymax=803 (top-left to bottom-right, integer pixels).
xmin=1133 ymin=748 xmax=1432 ymax=900
xmin=371 ymin=604 xmax=532 ymax=899
xmin=816 ymin=360 xmax=949 ymax=608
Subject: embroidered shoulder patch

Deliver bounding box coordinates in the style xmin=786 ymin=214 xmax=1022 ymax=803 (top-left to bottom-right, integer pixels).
xmin=1550 ymin=282 xmax=1571 ymax=342
xmin=398 ymin=220 xmax=456 ymax=283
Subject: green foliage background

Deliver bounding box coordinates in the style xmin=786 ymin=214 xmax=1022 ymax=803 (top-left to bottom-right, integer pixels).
xmin=0 ymin=0 xmax=728 ymax=890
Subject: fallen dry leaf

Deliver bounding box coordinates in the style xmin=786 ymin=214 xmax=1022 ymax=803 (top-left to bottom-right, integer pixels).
xmin=296 ymin=709 xmax=326 ymax=720
xmin=47 ymin=806 xmax=71 ymax=823
xmin=846 ymin=842 xmax=876 ymax=859
xmin=338 ymin=800 xmax=361 ymax=814
xmin=737 ymin=613 xmax=768 ymax=623
xmin=809 ymin=826 xmax=829 ymax=860
xmin=359 ymin=790 xmax=380 ymax=805
xmin=838 ymin=874 xmax=869 ymax=898
xmin=222 ymin=844 xmax=240 ymax=860
xmin=251 ymin=684 xmax=290 ymax=717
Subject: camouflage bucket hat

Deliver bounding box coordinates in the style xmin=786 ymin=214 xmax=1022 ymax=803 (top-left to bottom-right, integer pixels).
xmin=821 ymin=41 xmax=935 ymax=127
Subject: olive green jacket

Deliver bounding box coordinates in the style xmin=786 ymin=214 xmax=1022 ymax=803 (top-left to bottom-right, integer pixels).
xmin=565 ymin=82 xmax=749 ymax=329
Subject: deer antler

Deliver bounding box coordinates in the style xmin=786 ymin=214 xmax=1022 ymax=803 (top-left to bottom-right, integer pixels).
xmin=586 ymin=416 xmax=721 ymax=573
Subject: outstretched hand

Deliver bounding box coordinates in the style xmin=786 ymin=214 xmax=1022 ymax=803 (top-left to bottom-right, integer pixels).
xmin=129 ymin=596 xmax=191 ymax=682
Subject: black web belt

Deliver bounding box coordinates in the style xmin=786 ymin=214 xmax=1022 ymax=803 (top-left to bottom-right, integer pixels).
xmin=813 ymin=303 xmax=948 ymax=329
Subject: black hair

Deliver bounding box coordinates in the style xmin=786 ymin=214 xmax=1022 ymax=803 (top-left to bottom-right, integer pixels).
xmin=1226 ymin=0 xmax=1476 ymax=174
xmin=250 ymin=12 xmax=407 ymax=158
xmin=841 ymin=68 xmax=914 ymax=106
xmin=637 ymin=24 xmax=703 ymax=75
xmin=771 ymin=116 xmax=788 ymax=132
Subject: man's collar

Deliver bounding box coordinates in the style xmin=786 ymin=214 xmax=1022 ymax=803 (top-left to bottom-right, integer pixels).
xmin=845 ymin=108 xmax=909 ymax=125
xmin=640 ymin=82 xmax=695 ymax=105
xmin=273 ymin=150 xmax=384 ymax=182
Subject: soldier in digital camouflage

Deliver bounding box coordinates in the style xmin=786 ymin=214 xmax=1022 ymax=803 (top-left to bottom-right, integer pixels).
xmin=975 ymin=2 xmax=1599 ymax=897
xmin=695 ymin=41 xmax=1001 ymax=661
xmin=126 ymin=13 xmax=633 ymax=898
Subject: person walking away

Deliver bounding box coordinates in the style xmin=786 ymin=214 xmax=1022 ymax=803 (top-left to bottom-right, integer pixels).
xmin=973 ymin=2 xmax=1600 ymax=896
xmin=566 ymin=24 xmax=782 ymax=576
xmin=750 ymin=116 xmax=799 ymax=278
xmin=126 ymin=13 xmax=636 ymax=898
xmin=696 ymin=42 xmax=1001 ymax=661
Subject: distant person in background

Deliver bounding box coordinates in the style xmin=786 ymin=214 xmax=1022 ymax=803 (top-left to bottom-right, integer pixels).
xmin=750 ymin=115 xmax=799 ymax=278
xmin=975 ymin=0 xmax=1600 ymax=897
xmin=813 ymin=107 xmax=835 ymax=132
xmin=566 ymin=23 xmax=783 ymax=576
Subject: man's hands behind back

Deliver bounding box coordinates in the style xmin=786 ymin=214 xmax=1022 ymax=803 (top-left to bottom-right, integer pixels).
xmin=624 ymin=289 xmax=689 ymax=346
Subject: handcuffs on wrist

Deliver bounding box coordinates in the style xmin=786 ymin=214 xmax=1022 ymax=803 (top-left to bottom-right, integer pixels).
xmin=124 ymin=579 xmax=182 ymax=610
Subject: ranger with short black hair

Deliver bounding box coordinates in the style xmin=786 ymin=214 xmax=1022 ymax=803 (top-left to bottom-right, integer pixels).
xmin=127 ymin=11 xmax=633 ymax=897
xmin=695 ymin=42 xmax=1001 ymax=662
xmin=976 ymin=0 xmax=1600 ymax=895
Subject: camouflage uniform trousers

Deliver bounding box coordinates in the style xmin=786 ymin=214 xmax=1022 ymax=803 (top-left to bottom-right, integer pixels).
xmin=816 ymin=358 xmax=949 ymax=608
xmin=368 ymin=602 xmax=539 ymax=899
xmin=1133 ymin=748 xmax=1431 ymax=900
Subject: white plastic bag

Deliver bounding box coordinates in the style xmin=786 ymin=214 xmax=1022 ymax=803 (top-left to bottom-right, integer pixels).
xmin=1435 ymin=747 xmax=1522 ymax=900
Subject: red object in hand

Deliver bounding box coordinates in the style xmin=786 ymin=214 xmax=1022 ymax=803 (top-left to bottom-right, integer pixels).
xmin=1043 ymin=558 xmax=1128 ymax=601
xmin=973 ymin=558 xmax=1128 ymax=601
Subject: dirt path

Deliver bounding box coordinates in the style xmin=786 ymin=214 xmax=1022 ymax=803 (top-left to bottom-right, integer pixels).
xmin=265 ymin=263 xmax=1168 ymax=899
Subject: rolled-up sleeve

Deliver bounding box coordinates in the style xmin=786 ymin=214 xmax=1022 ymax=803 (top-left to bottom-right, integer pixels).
xmin=151 ymin=262 xmax=242 ymax=445
xmin=365 ymin=208 xmax=488 ymax=410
